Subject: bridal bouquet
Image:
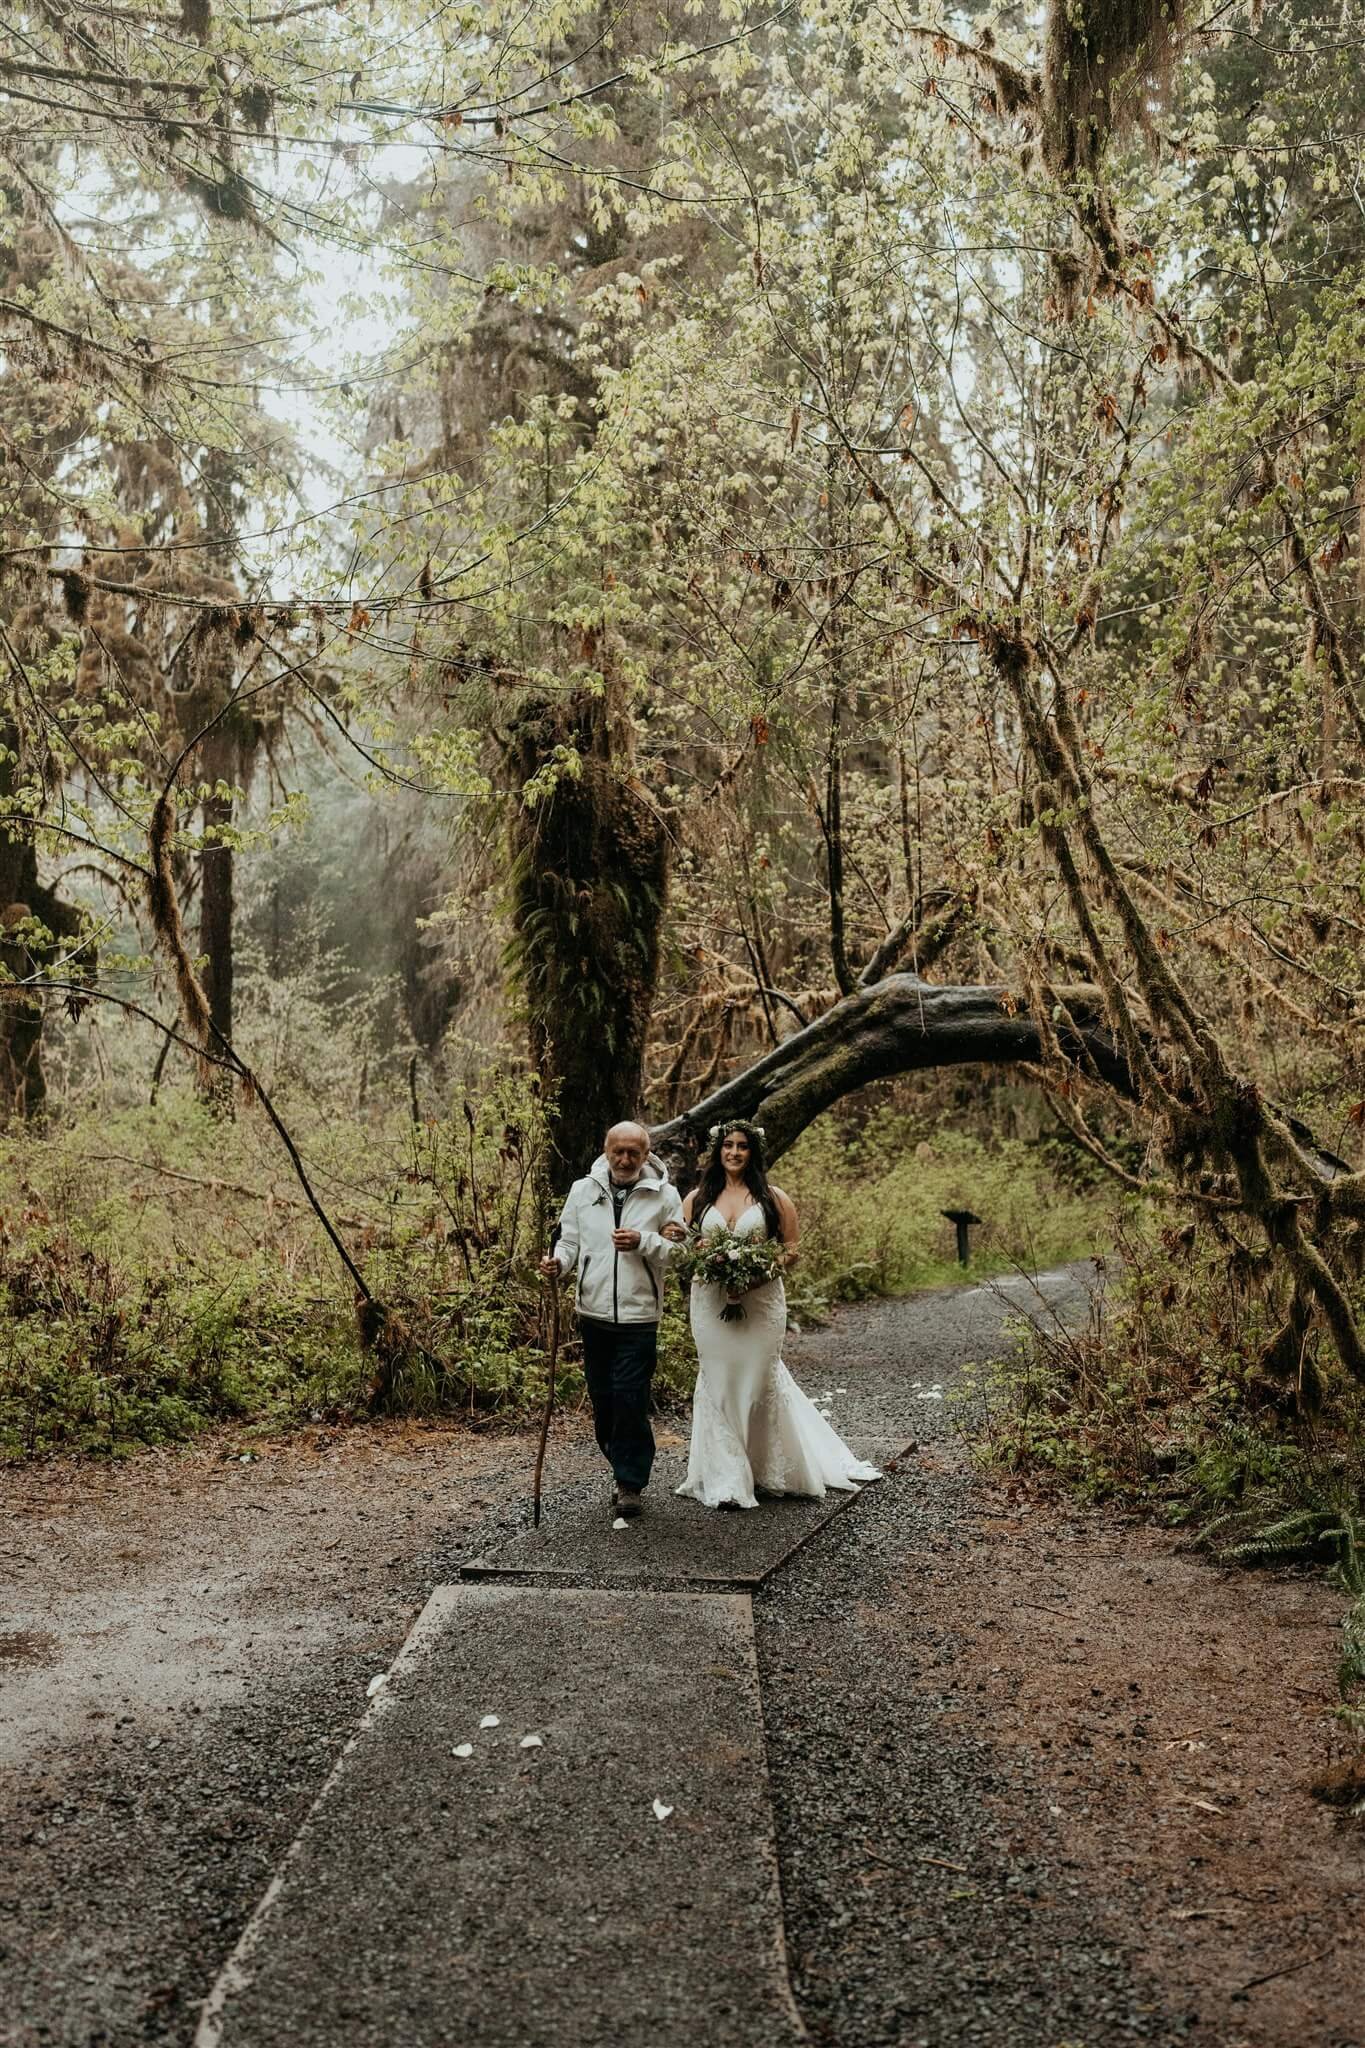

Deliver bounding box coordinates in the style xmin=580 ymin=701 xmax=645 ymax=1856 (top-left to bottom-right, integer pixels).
xmin=674 ymin=1226 xmax=785 ymax=1320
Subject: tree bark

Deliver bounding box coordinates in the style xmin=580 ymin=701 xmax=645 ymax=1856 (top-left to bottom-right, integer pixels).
xmin=651 ymin=975 xmax=1131 ymax=1178
xmin=199 ymin=787 xmax=234 ymax=1047
xmin=506 ymin=687 xmax=669 ymax=1192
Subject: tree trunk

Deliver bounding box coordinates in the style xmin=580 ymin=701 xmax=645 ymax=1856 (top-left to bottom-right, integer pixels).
xmin=199 ymin=787 xmax=234 ymax=1048
xmin=651 ymin=971 xmax=1350 ymax=1194
xmin=506 ymin=689 xmax=669 ymax=1192
xmin=0 ymin=715 xmax=82 ymax=1118
xmin=651 ymin=975 xmax=1130 ymax=1177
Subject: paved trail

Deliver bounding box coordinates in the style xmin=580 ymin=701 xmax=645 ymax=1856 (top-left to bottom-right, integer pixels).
xmin=194 ymin=1265 xmax=1094 ymax=2048
xmin=197 ymin=1588 xmax=806 ymax=2048
xmin=4 ymin=1264 xmax=1360 ymax=2048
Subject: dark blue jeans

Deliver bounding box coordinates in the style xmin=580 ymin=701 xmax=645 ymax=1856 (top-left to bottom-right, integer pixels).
xmin=578 ymin=1317 xmax=658 ymax=1492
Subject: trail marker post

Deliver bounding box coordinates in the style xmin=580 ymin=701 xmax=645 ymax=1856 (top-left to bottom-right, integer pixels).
xmin=941 ymin=1208 xmax=981 ymax=1266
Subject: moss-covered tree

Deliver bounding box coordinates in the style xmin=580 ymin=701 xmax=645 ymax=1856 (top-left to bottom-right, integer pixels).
xmin=505 ymin=679 xmax=668 ymax=1188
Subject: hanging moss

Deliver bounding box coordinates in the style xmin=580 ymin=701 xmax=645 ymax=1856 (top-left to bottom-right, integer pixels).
xmin=1041 ymin=0 xmax=1187 ymax=272
xmin=1042 ymin=0 xmax=1185 ymax=179
xmin=504 ymin=691 xmax=669 ymax=1190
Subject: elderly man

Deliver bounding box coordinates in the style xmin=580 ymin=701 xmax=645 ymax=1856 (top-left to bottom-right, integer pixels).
xmin=541 ymin=1121 xmax=685 ymax=1519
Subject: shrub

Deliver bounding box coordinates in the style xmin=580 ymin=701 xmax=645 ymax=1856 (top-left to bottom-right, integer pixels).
xmin=778 ymin=1112 xmax=1099 ymax=1319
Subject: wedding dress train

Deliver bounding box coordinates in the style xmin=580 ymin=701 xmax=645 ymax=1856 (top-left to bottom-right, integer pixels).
xmin=676 ymin=1202 xmax=882 ymax=1510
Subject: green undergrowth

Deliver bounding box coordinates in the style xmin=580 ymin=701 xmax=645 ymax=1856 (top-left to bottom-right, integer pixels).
xmin=973 ymin=1208 xmax=1365 ymax=1729
xmin=0 ymin=1086 xmax=1100 ymax=1461
xmin=777 ymin=1115 xmax=1099 ymax=1318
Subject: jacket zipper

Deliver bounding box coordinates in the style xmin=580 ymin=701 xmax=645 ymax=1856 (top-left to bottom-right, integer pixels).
xmin=613 ymin=1186 xmax=630 ymax=1322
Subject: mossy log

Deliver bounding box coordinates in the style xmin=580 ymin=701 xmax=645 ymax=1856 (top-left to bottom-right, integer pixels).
xmin=651 ymin=976 xmax=1126 ymax=1176
xmin=652 ymin=973 xmax=1348 ymax=1190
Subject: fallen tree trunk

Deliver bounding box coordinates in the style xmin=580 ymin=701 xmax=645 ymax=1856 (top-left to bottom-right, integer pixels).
xmin=651 ymin=976 xmax=1128 ymax=1176
xmin=651 ymin=973 xmax=1350 ymax=1189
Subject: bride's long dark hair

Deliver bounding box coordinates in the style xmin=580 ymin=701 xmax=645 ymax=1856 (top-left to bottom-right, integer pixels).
xmin=693 ymin=1122 xmax=785 ymax=1243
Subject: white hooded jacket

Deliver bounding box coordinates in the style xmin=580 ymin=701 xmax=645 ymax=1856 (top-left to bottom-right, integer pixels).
xmin=551 ymin=1151 xmax=684 ymax=1325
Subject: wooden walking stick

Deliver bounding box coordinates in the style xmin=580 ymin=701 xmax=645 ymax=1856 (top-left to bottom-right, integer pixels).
xmin=532 ymin=1227 xmax=562 ymax=1529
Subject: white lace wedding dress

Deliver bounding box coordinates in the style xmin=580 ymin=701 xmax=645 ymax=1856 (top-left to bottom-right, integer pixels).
xmin=676 ymin=1202 xmax=882 ymax=1510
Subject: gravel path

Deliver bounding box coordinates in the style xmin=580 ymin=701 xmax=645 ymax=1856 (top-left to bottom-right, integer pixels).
xmin=758 ymin=1271 xmax=1164 ymax=2048
xmin=3 ymin=1261 xmax=1360 ymax=2048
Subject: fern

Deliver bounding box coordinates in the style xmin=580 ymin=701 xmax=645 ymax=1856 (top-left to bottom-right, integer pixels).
xmin=1218 ymin=1507 xmax=1342 ymax=1567
xmin=1341 ymin=1595 xmax=1365 ymax=1697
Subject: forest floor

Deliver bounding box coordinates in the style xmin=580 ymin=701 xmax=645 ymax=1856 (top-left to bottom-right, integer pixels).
xmin=1 ymin=1268 xmax=1362 ymax=2048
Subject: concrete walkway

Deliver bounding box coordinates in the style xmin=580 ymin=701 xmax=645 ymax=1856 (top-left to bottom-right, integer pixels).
xmin=463 ymin=1441 xmax=902 ymax=1588
xmin=196 ymin=1585 xmax=807 ymax=2048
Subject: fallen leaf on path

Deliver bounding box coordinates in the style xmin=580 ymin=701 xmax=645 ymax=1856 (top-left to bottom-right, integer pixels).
xmin=652 ymin=1799 xmax=674 ymax=1821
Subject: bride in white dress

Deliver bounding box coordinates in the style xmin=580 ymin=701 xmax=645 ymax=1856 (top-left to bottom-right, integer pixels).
xmin=674 ymin=1119 xmax=881 ymax=1511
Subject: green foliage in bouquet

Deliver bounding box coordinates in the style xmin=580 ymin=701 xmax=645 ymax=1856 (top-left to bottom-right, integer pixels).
xmin=673 ymin=1226 xmax=785 ymax=1321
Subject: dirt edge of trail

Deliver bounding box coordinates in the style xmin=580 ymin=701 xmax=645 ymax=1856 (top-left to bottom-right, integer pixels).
xmin=905 ymin=1459 xmax=1363 ymax=2047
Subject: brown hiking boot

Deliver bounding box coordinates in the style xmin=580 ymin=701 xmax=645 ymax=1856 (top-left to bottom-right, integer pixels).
xmin=613 ymin=1487 xmax=643 ymax=1519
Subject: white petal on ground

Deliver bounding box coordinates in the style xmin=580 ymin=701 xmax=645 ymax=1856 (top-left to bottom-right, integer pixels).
xmin=652 ymin=1799 xmax=674 ymax=1821
xmin=366 ymin=1674 xmax=388 ymax=1699
xmin=519 ymin=1733 xmax=545 ymax=1749
xmin=451 ymin=1743 xmax=474 ymax=1759
xmin=479 ymin=1714 xmax=500 ymax=1728
xmin=612 ymin=1516 xmax=629 ymax=1531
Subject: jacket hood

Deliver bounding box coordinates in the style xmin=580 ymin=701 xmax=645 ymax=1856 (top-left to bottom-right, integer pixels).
xmin=589 ymin=1150 xmax=670 ymax=1188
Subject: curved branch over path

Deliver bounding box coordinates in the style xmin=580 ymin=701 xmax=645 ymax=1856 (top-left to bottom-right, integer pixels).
xmin=651 ymin=976 xmax=1129 ymax=1174
xmin=651 ymin=975 xmax=1350 ymax=1189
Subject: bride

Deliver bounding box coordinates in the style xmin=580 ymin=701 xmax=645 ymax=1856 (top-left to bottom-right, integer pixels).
xmin=673 ymin=1119 xmax=881 ymax=1511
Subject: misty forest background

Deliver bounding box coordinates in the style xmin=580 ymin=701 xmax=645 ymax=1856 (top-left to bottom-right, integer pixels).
xmin=2 ymin=0 xmax=1364 ymax=1677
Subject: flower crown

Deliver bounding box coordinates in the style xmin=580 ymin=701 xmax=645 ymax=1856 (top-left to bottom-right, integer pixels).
xmin=708 ymin=1118 xmax=765 ymax=1142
